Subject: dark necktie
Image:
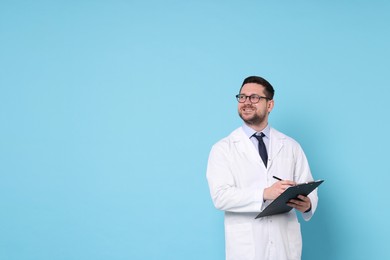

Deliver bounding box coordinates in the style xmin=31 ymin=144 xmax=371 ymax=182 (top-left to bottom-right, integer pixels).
xmin=254 ymin=133 xmax=268 ymax=168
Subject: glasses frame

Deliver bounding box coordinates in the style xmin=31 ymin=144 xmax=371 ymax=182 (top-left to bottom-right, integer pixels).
xmin=235 ymin=94 xmax=271 ymax=104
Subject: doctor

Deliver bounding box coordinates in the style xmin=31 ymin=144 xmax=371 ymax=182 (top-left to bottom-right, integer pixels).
xmin=206 ymin=76 xmax=318 ymax=260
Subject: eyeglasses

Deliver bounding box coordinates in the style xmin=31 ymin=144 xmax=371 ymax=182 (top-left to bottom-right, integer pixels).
xmin=235 ymin=94 xmax=271 ymax=104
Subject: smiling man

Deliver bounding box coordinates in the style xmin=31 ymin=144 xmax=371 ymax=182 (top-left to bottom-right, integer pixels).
xmin=206 ymin=76 xmax=318 ymax=260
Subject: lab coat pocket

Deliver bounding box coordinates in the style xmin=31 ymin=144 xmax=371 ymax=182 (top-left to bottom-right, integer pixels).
xmin=225 ymin=223 xmax=255 ymax=260
xmin=286 ymin=221 xmax=302 ymax=260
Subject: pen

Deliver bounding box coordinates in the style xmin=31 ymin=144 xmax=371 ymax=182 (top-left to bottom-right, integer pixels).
xmin=273 ymin=176 xmax=282 ymax=181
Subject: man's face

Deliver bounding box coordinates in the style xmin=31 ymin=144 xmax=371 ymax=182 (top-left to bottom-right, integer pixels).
xmin=238 ymin=83 xmax=274 ymax=128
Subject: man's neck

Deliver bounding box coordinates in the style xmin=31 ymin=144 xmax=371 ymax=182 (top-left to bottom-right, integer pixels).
xmin=247 ymin=122 xmax=268 ymax=132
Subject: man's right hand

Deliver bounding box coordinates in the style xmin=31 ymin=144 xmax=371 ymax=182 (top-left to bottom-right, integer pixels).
xmin=263 ymin=180 xmax=296 ymax=200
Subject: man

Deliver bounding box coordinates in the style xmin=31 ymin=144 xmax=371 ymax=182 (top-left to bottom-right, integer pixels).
xmin=206 ymin=76 xmax=318 ymax=260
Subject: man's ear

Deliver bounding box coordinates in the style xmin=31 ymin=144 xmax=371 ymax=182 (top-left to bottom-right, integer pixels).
xmin=267 ymin=99 xmax=274 ymax=112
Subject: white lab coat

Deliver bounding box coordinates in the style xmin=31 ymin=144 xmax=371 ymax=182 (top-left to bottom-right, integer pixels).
xmin=207 ymin=127 xmax=318 ymax=260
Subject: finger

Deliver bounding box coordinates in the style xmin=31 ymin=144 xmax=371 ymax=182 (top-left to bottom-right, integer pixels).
xmin=290 ymin=199 xmax=310 ymax=208
xmin=287 ymin=202 xmax=302 ymax=209
xmin=289 ymin=199 xmax=303 ymax=206
xmin=287 ymin=201 xmax=308 ymax=212
xmin=282 ymin=180 xmax=296 ymax=186
xmin=281 ymin=184 xmax=295 ymax=190
xmin=286 ymin=202 xmax=294 ymax=208
xmin=297 ymin=195 xmax=309 ymax=201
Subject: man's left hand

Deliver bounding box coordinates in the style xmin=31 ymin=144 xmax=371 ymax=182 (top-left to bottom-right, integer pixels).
xmin=287 ymin=195 xmax=311 ymax=213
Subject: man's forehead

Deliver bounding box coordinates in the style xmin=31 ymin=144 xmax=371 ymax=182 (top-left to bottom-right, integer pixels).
xmin=240 ymin=83 xmax=265 ymax=93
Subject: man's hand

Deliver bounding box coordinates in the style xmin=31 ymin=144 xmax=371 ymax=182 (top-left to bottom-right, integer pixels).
xmin=263 ymin=180 xmax=296 ymax=200
xmin=287 ymin=195 xmax=312 ymax=213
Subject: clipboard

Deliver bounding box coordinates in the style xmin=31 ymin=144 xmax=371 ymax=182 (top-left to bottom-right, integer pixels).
xmin=255 ymin=180 xmax=324 ymax=219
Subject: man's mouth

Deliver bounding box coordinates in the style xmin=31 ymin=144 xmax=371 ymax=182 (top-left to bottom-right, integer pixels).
xmin=242 ymin=106 xmax=255 ymax=112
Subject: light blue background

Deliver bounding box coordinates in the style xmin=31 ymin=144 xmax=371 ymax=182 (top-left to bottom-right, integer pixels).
xmin=1 ymin=1 xmax=389 ymax=259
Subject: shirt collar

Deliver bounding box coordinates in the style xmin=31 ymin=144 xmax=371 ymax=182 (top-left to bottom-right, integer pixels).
xmin=242 ymin=123 xmax=270 ymax=139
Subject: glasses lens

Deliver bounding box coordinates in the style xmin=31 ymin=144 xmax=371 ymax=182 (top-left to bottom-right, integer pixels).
xmin=237 ymin=94 xmax=246 ymax=103
xmin=250 ymin=95 xmax=260 ymax=103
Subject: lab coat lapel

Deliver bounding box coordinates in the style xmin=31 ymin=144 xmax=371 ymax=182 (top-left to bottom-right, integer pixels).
xmin=268 ymin=128 xmax=285 ymax=168
xmin=232 ymin=128 xmax=262 ymax=166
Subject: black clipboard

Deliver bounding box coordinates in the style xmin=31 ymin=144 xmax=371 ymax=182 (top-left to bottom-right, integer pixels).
xmin=255 ymin=180 xmax=324 ymax=219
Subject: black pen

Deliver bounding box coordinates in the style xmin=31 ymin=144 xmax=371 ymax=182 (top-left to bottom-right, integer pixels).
xmin=273 ymin=176 xmax=282 ymax=181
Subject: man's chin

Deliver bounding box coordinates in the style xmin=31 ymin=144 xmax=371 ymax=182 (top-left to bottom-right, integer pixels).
xmin=244 ymin=119 xmax=259 ymax=126
xmin=239 ymin=115 xmax=259 ymax=126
